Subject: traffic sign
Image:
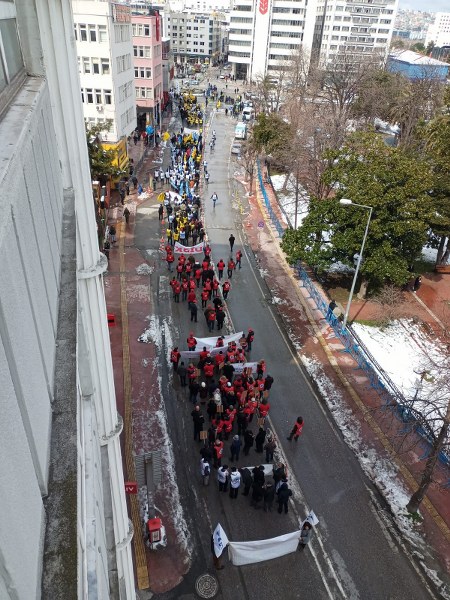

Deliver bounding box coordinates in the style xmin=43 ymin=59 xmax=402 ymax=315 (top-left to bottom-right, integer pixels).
xmin=257 ymin=221 xmax=264 ymax=229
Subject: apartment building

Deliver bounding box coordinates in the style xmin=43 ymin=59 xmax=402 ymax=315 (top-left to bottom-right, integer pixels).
xmin=164 ymin=11 xmax=223 ymax=65
xmin=313 ymin=0 xmax=398 ymax=67
xmin=426 ymin=12 xmax=450 ymax=49
xmin=0 ymin=0 xmax=135 ymax=597
xmin=131 ymin=10 xmax=164 ymax=130
xmin=228 ymin=0 xmax=318 ymax=81
xmin=72 ymin=0 xmax=136 ymax=149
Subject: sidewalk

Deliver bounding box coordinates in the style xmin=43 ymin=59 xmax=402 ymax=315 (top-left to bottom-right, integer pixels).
xmin=242 ymin=173 xmax=450 ymax=579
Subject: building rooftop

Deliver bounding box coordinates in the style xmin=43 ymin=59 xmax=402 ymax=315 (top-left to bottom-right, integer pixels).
xmin=389 ymin=49 xmax=449 ymax=66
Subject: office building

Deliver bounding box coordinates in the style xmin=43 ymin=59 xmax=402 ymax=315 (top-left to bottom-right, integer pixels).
xmin=426 ymin=12 xmax=450 ymax=49
xmin=164 ymin=11 xmax=223 ymax=65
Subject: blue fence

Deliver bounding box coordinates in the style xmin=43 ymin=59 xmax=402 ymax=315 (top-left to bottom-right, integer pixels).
xmin=256 ymin=159 xmax=285 ymax=238
xmin=295 ymin=263 xmax=449 ymax=473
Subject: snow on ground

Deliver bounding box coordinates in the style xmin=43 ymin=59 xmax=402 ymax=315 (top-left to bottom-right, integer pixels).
xmin=136 ymin=263 xmax=154 ymax=275
xmin=353 ymin=320 xmax=448 ymax=434
xmin=421 ymin=245 xmax=438 ymax=264
xmin=270 ymin=174 xmax=309 ymax=228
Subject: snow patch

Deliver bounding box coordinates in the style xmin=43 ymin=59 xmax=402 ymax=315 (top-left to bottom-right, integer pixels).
xmin=272 ymin=296 xmax=287 ymax=305
xmin=136 ymin=263 xmax=154 ymax=275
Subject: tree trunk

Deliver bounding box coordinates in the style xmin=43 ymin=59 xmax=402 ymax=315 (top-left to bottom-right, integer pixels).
xmin=435 ymin=235 xmax=446 ymax=266
xmin=407 ymin=416 xmax=449 ymax=513
xmin=441 ymin=237 xmax=450 ymax=265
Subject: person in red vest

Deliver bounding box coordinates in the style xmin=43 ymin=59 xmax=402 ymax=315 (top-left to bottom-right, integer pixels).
xmin=202 ymin=257 xmax=210 ymax=271
xmin=187 ymin=332 xmax=197 ymax=351
xmin=258 ymin=399 xmax=270 ymax=419
xmin=222 ymin=280 xmax=231 ymax=300
xmin=256 ymin=375 xmax=265 ymax=399
xmin=173 ymin=280 xmax=181 ymax=302
xmin=178 ymin=253 xmax=186 ymax=266
xmin=170 ymin=347 xmax=181 ymax=371
xmin=187 ymin=362 xmax=197 ymax=382
xmin=246 ymin=328 xmax=254 ymax=351
xmin=227 ymin=258 xmax=236 ymax=279
xmin=215 ymin=350 xmax=225 ymax=369
xmin=195 ymin=266 xmax=202 ymax=287
xmin=199 ymin=346 xmax=209 ymax=362
xmin=207 ymin=309 xmax=216 ymax=332
xmin=187 ymin=289 xmax=196 ymax=305
xmin=236 ymin=249 xmax=243 ymax=269
xmin=204 ymin=278 xmax=212 ymax=298
xmin=217 ymin=259 xmax=225 ymax=280
xmin=176 ymin=261 xmax=184 ymax=280
xmin=201 ymin=288 xmax=209 ymax=308
xmin=189 ymin=277 xmax=196 ymax=291
xmin=216 ymin=336 xmax=224 ymax=348
xmin=204 ymin=360 xmax=214 ymax=380
xmin=213 ymin=439 xmax=224 ymax=468
xmin=181 ymin=278 xmax=189 ymax=301
xmin=204 ymin=243 xmax=212 ymax=258
xmin=185 ymin=261 xmax=192 ymax=276
xmin=166 ymin=251 xmax=175 ymax=272
xmin=212 ymin=277 xmax=220 ymax=297
xmin=287 ymin=416 xmax=304 ymax=441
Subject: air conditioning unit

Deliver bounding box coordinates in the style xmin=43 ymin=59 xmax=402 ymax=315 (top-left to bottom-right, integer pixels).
xmin=96 ymin=105 xmax=103 ymax=111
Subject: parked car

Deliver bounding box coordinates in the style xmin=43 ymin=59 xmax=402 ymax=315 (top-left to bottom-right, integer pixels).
xmin=231 ymin=142 xmax=242 ymax=155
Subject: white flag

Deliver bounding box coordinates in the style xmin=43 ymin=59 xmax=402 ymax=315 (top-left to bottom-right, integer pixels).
xmin=213 ymin=523 xmax=229 ymax=558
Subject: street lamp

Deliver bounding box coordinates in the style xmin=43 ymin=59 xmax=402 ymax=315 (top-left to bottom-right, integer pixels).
xmin=339 ymin=198 xmax=373 ymax=328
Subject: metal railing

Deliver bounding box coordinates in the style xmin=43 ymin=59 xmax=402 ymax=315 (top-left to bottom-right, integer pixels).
xmin=256 ymin=159 xmax=286 ymax=237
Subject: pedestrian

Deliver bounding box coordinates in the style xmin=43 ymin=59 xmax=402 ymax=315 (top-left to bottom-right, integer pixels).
xmin=413 ymin=275 xmax=422 ymax=292
xmin=123 ymin=206 xmax=130 ymax=223
xmin=190 ymin=301 xmax=198 ymax=322
xmin=187 ymin=332 xmax=197 ymax=351
xmin=103 ymin=239 xmax=110 ymax=260
xmin=207 ymin=309 xmax=216 ymax=332
xmin=264 ymin=435 xmax=276 ymax=463
xmin=222 ymin=280 xmax=231 ymax=300
xmin=109 ymin=225 xmax=117 ymax=245
xmin=191 ymin=405 xmax=205 ymax=441
xmin=229 ymin=467 xmax=241 ymax=499
xmin=263 ymin=482 xmax=275 ymax=512
xmin=213 ymin=439 xmax=224 ymax=468
xmin=211 ymin=192 xmax=218 ymax=207
xmin=255 ymin=427 xmax=266 ymax=453
xmin=170 ymin=346 xmax=181 ymax=371
xmin=201 ymin=457 xmax=211 ymax=486
xmin=235 ymin=249 xmax=242 ymax=269
xmin=229 ymin=434 xmax=241 ymax=462
xmin=211 ymin=534 xmax=224 ymax=570
xmin=205 ymin=171 xmax=210 ymax=185
xmin=273 ymin=463 xmax=287 ymax=489
xmin=298 ymin=522 xmax=313 ymax=551
xmin=251 ymin=478 xmax=264 ymax=509
xmin=166 ymin=252 xmax=175 ymax=272
xmin=287 ymin=416 xmax=304 ymax=441
xmin=189 ymin=380 xmax=200 ymax=404
xmin=217 ymin=465 xmax=229 ymax=492
xmin=178 ymin=361 xmax=187 ymax=386
xmin=240 ymin=467 xmax=252 ymax=496
xmin=216 ymin=307 xmax=225 ymax=331
xmin=217 ymin=259 xmax=225 ymax=280
xmin=277 ymin=479 xmax=292 ymax=514
xmin=227 ymin=258 xmax=235 ymax=279
xmin=228 ymin=233 xmax=236 ymax=252
xmin=243 ymin=429 xmax=254 ymax=456
xmin=246 ymin=328 xmax=254 ymax=352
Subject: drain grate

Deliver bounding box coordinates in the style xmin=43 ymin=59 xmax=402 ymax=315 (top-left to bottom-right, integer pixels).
xmin=195 ymin=573 xmax=219 ymax=599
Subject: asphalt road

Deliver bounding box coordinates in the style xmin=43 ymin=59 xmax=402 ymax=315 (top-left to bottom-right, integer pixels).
xmin=133 ymin=98 xmax=437 ymax=600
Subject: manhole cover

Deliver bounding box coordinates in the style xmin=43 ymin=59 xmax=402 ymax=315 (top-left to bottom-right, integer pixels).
xmin=195 ymin=573 xmax=219 ymax=598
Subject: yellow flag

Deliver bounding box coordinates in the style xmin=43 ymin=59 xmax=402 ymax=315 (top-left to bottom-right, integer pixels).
xmin=157 ymin=192 xmax=165 ymax=202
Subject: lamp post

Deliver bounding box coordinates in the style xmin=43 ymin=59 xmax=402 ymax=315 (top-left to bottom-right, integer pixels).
xmin=340 ymin=198 xmax=373 ymax=328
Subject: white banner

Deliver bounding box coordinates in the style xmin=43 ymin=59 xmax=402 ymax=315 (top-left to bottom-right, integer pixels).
xmin=213 ymin=523 xmax=229 ymax=558
xmin=180 ymin=332 xmax=244 ymax=359
xmin=174 ymin=241 xmax=205 ymax=254
xmin=233 ymin=362 xmax=258 ymax=375
xmin=228 ymin=531 xmax=301 ymax=566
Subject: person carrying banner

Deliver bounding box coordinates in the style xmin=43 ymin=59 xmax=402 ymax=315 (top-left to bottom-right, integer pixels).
xmin=297 ymin=522 xmax=313 ymax=551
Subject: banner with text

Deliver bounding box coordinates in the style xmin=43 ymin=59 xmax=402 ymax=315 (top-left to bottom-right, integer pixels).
xmin=174 ymin=242 xmax=205 ymax=254
xmin=228 ymin=531 xmax=301 ymax=566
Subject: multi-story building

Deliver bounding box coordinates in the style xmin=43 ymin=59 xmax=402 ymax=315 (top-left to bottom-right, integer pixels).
xmin=131 ymin=10 xmax=164 ymax=130
xmin=162 ymin=36 xmax=176 ymax=107
xmin=313 ymin=0 xmax=398 ymax=67
xmin=426 ymin=12 xmax=450 ymax=49
xmin=228 ymin=0 xmax=318 ymax=81
xmin=164 ymin=11 xmax=223 ymax=66
xmin=72 ymin=0 xmax=136 ymax=173
xmin=0 ymin=0 xmax=135 ymax=598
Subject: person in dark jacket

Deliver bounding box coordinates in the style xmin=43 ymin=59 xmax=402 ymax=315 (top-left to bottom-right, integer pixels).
xmin=251 ymin=479 xmax=264 ymax=509
xmin=229 ymin=435 xmax=241 ymax=462
xmin=178 ymin=361 xmax=187 ymax=387
xmin=277 ymin=480 xmax=292 ymax=514
xmin=255 ymin=427 xmax=266 ymax=453
xmin=240 ymin=467 xmax=253 ymax=496
xmin=237 ymin=408 xmax=248 ymax=436
xmin=189 ymin=381 xmax=200 ymax=404
xmin=264 ymin=436 xmax=276 ymax=463
xmin=263 ymin=483 xmax=275 ymax=512
xmin=243 ymin=429 xmax=254 ymax=456
xmin=207 ymin=398 xmax=216 ymax=422
xmin=191 ymin=405 xmax=205 ymax=442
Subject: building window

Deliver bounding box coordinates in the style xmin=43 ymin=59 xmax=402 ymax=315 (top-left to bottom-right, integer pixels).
xmin=82 ymin=57 xmax=90 ymax=73
xmin=144 ymin=24 xmax=150 ymax=36
xmin=92 ymin=58 xmax=100 ymax=74
xmin=81 ymin=89 xmax=84 ymax=103
xmin=101 ymin=58 xmax=110 ymax=75
xmin=89 ymin=25 xmax=97 ymax=42
xmin=134 ymin=67 xmax=139 ymax=77
xmin=98 ymin=25 xmax=107 ymax=42
xmin=95 ymin=89 xmax=102 ymax=104
xmin=104 ymin=89 xmax=112 ymax=104
xmin=79 ymin=24 xmax=87 ymax=41
xmin=86 ymin=88 xmax=94 ymax=103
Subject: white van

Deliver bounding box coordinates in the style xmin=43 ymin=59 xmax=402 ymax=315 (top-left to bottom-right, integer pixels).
xmin=242 ymin=106 xmax=254 ymax=121
xmin=234 ymin=122 xmax=247 ymax=139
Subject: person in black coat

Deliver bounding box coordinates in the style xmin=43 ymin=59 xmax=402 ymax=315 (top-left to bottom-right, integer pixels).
xmin=243 ymin=429 xmax=254 ymax=456
xmin=255 ymin=427 xmax=266 ymax=453
xmin=277 ymin=480 xmax=292 ymax=514
xmin=240 ymin=467 xmax=253 ymax=496
xmin=191 ymin=405 xmax=205 ymax=442
xmin=263 ymin=483 xmax=275 ymax=512
xmin=207 ymin=398 xmax=216 ymax=421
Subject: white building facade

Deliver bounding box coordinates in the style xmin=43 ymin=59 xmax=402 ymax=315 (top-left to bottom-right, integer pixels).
xmin=313 ymin=0 xmax=398 ymax=67
xmin=72 ymin=0 xmax=136 ymax=142
xmin=164 ymin=11 xmax=223 ymax=65
xmin=0 ymin=0 xmax=135 ymax=598
xmin=426 ymin=12 xmax=450 ymax=49
xmin=228 ymin=0 xmax=318 ymax=81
